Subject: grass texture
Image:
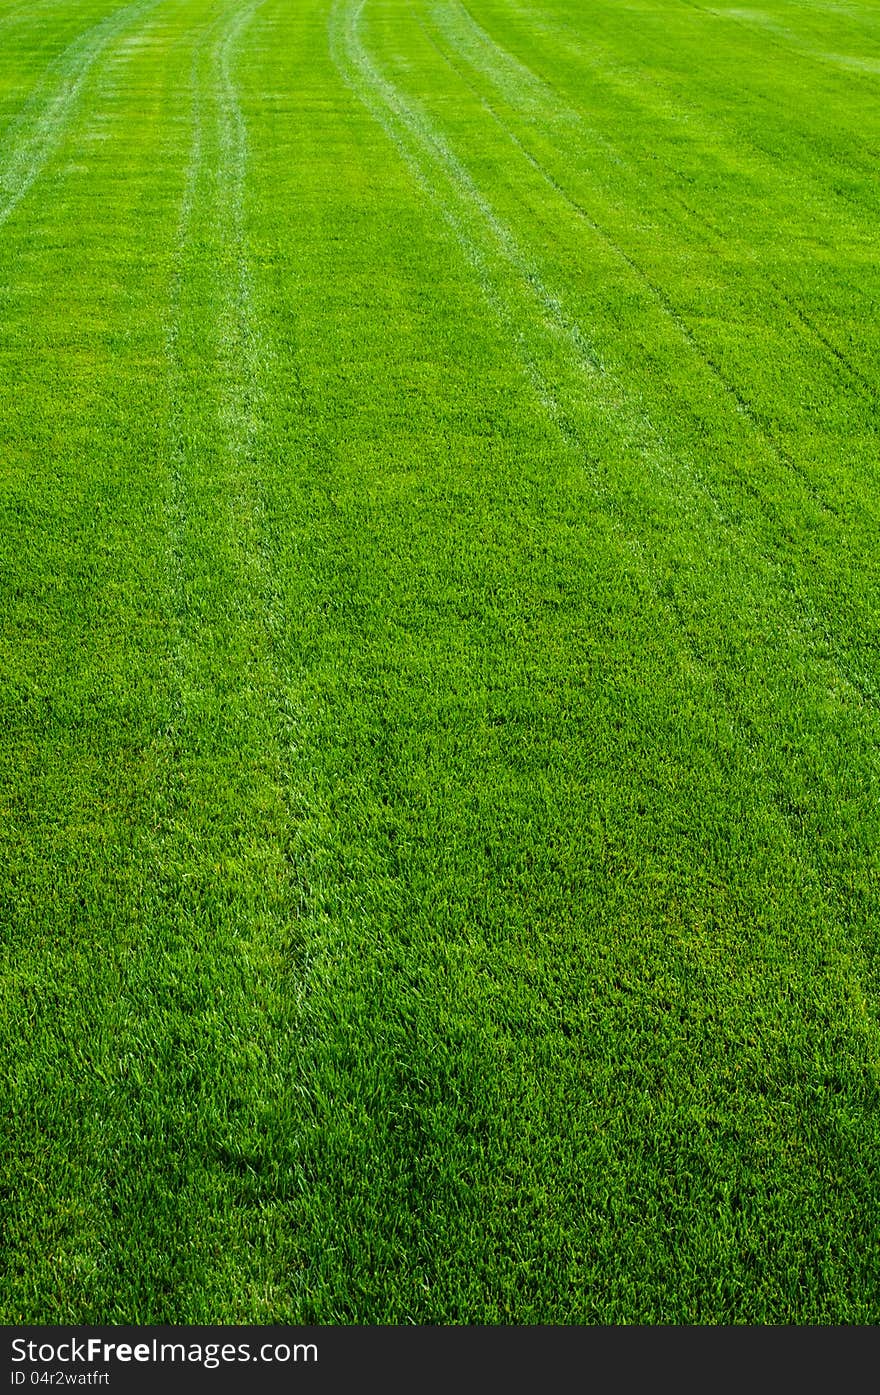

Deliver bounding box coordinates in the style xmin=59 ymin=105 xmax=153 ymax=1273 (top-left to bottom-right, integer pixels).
xmin=1 ymin=0 xmax=879 ymax=1323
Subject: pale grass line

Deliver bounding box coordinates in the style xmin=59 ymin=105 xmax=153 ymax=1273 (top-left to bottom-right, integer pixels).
xmin=213 ymin=0 xmax=322 ymax=979
xmin=162 ymin=32 xmax=207 ymax=733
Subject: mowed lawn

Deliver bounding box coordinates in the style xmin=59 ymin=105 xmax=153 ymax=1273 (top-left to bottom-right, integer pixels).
xmin=1 ymin=0 xmax=879 ymax=1323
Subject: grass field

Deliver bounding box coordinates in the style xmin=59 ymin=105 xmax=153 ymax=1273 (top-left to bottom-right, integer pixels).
xmin=2 ymin=0 xmax=880 ymax=1324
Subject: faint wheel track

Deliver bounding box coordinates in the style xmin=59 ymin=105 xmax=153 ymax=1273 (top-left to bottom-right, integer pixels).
xmin=187 ymin=0 xmax=315 ymax=974
xmin=217 ymin=0 xmax=320 ymax=934
xmin=159 ymin=0 xmax=281 ymax=811
xmin=0 ymin=0 xmax=161 ymax=231
xmin=162 ymin=20 xmax=209 ymax=765
xmin=213 ymin=0 xmax=268 ymax=481
xmin=212 ymin=0 xmax=297 ymax=676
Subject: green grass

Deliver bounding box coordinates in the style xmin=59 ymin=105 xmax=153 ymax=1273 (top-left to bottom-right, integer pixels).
xmin=1 ymin=0 xmax=880 ymax=1324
